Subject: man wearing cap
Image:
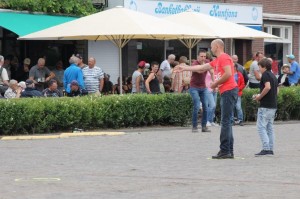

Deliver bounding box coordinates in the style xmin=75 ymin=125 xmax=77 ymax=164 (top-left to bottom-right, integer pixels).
xmin=16 ymin=58 xmax=31 ymax=82
xmin=132 ymin=61 xmax=146 ymax=93
xmin=21 ymin=79 xmax=43 ymax=98
xmin=64 ymin=55 xmax=85 ymax=95
xmin=0 ymin=55 xmax=10 ymax=96
xmin=285 ymin=54 xmax=300 ymax=86
xmin=82 ymin=57 xmax=104 ymax=95
xmin=67 ymin=80 xmax=88 ymax=97
xmin=29 ymin=58 xmax=55 ymax=91
xmin=75 ymin=54 xmax=88 ymax=69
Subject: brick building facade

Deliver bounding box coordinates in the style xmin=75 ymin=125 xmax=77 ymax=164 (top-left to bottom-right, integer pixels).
xmin=188 ymin=0 xmax=300 ymax=65
xmin=93 ymin=0 xmax=300 ymax=78
xmin=1 ymin=0 xmax=297 ymax=83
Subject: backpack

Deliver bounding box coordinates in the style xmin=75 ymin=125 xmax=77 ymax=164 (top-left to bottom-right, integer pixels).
xmin=242 ymin=69 xmax=249 ymax=85
xmin=237 ymin=64 xmax=248 ymax=85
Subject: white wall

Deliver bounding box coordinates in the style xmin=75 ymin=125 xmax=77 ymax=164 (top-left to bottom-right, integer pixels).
xmin=107 ymin=0 xmax=124 ymax=9
xmin=88 ymin=41 xmax=119 ymax=84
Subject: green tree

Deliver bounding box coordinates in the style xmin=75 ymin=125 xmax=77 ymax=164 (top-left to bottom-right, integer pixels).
xmin=0 ymin=0 xmax=97 ymax=16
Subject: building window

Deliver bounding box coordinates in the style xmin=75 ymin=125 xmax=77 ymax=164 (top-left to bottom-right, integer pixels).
xmin=284 ymin=27 xmax=292 ymax=40
xmin=264 ymin=24 xmax=293 ymax=68
xmin=272 ymin=27 xmax=281 ymax=37
xmin=263 ymin=26 xmax=269 ymax=34
xmin=264 ymin=25 xmax=292 ymax=42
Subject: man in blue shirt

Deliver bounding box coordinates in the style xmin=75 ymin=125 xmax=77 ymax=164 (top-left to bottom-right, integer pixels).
xmin=285 ymin=54 xmax=300 ymax=86
xmin=63 ymin=55 xmax=85 ymax=94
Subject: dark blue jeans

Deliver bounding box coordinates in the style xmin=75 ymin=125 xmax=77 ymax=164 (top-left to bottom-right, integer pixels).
xmin=189 ymin=87 xmax=208 ymax=128
xmin=219 ymin=88 xmax=238 ymax=154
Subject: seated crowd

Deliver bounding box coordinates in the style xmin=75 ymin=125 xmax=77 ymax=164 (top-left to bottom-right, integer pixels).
xmin=1 ymin=51 xmax=299 ymax=100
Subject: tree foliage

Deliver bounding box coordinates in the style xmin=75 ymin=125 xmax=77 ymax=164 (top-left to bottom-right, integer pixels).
xmin=0 ymin=0 xmax=97 ymax=16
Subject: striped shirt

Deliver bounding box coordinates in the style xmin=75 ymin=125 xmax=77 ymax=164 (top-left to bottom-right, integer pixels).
xmin=4 ymin=88 xmax=17 ymax=98
xmin=82 ymin=66 xmax=104 ymax=93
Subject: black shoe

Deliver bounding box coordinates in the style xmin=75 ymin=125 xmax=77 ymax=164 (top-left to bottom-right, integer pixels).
xmin=267 ymin=150 xmax=274 ymax=155
xmin=212 ymin=151 xmax=232 ymax=159
xmin=255 ymin=150 xmax=269 ymax=156
xmin=192 ymin=127 xmax=198 ymax=133
xmin=238 ymin=121 xmax=244 ymax=126
xmin=202 ymin=127 xmax=211 ymax=133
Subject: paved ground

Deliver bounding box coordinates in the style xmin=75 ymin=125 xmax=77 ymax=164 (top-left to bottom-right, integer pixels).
xmin=1 ymin=122 xmax=300 ymax=199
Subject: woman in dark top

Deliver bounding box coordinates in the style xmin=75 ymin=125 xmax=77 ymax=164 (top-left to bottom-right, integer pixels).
xmin=145 ymin=61 xmax=160 ymax=94
xmin=124 ymin=76 xmax=132 ymax=94
xmin=112 ymin=76 xmax=126 ymax=94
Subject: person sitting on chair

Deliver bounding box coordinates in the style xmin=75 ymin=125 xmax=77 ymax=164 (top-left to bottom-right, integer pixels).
xmin=67 ymin=80 xmax=88 ymax=97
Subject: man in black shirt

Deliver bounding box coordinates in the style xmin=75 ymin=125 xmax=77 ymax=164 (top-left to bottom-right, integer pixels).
xmin=253 ymin=58 xmax=278 ymax=156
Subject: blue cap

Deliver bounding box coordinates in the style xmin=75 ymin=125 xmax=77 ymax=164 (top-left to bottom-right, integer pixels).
xmin=25 ymin=79 xmax=34 ymax=85
xmin=71 ymin=80 xmax=79 ymax=86
xmin=286 ymin=54 xmax=295 ymax=59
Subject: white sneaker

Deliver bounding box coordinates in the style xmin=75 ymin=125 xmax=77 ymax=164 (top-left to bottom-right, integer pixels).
xmin=211 ymin=122 xmax=219 ymax=127
xmin=206 ymin=122 xmax=212 ymax=127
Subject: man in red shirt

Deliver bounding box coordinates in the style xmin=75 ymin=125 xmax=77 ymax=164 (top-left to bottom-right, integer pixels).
xmin=176 ymin=39 xmax=238 ymax=159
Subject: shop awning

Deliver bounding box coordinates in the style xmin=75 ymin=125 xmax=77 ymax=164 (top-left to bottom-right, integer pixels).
xmin=0 ymin=11 xmax=77 ymax=36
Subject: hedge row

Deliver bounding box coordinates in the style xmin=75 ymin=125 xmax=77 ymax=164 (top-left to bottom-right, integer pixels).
xmin=1 ymin=87 xmax=300 ymax=135
xmin=214 ymin=86 xmax=300 ymax=122
xmin=0 ymin=94 xmax=193 ymax=135
xmin=241 ymin=87 xmax=300 ymax=121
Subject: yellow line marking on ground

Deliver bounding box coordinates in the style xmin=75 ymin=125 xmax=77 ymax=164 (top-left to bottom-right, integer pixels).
xmin=15 ymin=178 xmax=61 ymax=182
xmin=1 ymin=132 xmax=125 ymax=140
xmin=61 ymin=132 xmax=125 ymax=137
xmin=1 ymin=135 xmax=61 ymax=140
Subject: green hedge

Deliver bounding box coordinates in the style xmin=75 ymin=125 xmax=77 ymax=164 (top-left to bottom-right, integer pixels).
xmin=1 ymin=87 xmax=300 ymax=135
xmin=0 ymin=94 xmax=193 ymax=135
xmin=215 ymin=87 xmax=300 ymax=122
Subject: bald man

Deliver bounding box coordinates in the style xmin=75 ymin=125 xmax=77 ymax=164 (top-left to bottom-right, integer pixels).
xmin=82 ymin=57 xmax=104 ymax=95
xmin=29 ymin=58 xmax=55 ymax=91
xmin=175 ymin=39 xmax=238 ymax=159
xmin=232 ymin=55 xmax=248 ymax=85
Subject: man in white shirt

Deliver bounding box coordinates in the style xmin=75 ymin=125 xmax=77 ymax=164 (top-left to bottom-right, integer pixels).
xmin=0 ymin=55 xmax=10 ymax=96
xmin=82 ymin=57 xmax=104 ymax=96
xmin=159 ymin=54 xmax=175 ymax=80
